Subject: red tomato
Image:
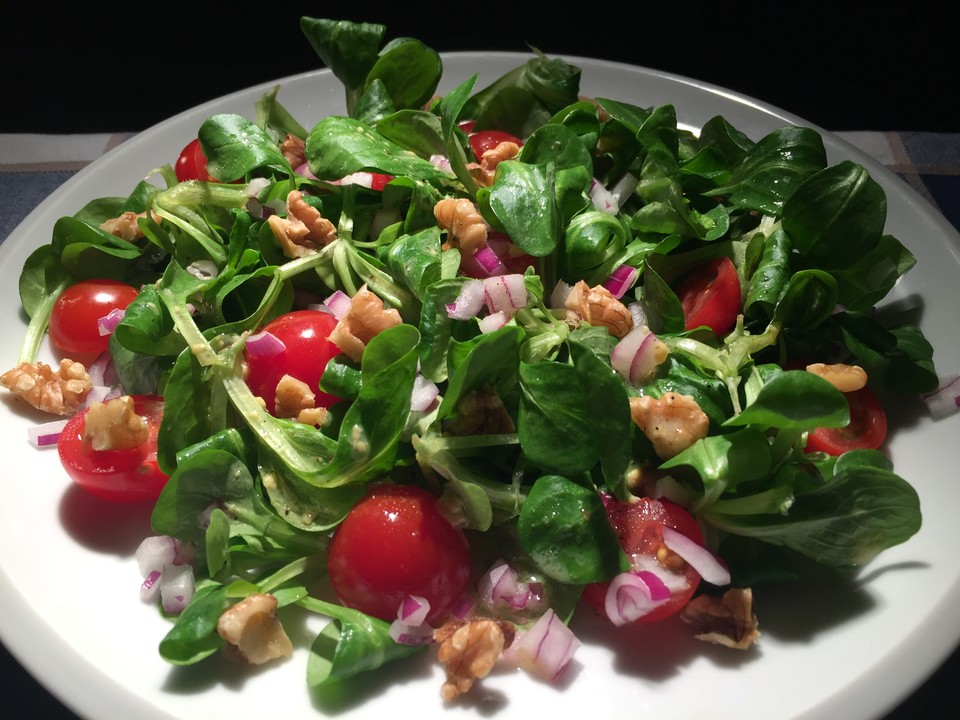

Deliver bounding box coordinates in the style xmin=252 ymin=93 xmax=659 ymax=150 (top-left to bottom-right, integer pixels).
xmin=49 ymin=279 xmax=140 ymax=355
xmin=174 ymin=138 xmax=216 ymax=182
xmin=675 ymin=256 xmax=741 ymax=335
xmin=805 ymin=385 xmax=888 ymax=455
xmin=468 ymin=129 xmax=524 ymax=160
xmin=244 ymin=310 xmax=342 ymax=415
xmin=582 ymin=496 xmax=704 ymax=624
xmin=368 ymin=173 xmax=393 ymax=192
xmin=58 ymin=395 xmax=168 ymax=503
xmin=327 ymin=484 xmax=472 ymax=624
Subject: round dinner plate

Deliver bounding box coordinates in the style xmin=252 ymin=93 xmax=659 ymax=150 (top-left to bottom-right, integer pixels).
xmin=1 ymin=52 xmax=958 ymax=720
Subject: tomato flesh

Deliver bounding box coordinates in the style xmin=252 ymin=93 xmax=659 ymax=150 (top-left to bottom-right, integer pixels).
xmin=49 ymin=279 xmax=140 ymax=355
xmin=58 ymin=395 xmax=168 ymax=503
xmin=675 ymin=256 xmax=741 ymax=335
xmin=468 ymin=129 xmax=524 ymax=159
xmin=805 ymin=385 xmax=888 ymax=455
xmin=174 ymin=138 xmax=216 ymax=183
xmin=244 ymin=310 xmax=342 ymax=415
xmin=327 ymin=484 xmax=472 ymax=624
xmin=582 ymin=496 xmax=704 ymax=624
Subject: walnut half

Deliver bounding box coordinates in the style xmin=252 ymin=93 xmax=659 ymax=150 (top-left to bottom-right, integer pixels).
xmin=680 ymin=588 xmax=760 ymax=650
xmin=0 ymin=359 xmax=92 ymax=416
xmin=216 ymin=593 xmax=293 ymax=665
xmin=434 ymin=617 xmax=515 ymax=700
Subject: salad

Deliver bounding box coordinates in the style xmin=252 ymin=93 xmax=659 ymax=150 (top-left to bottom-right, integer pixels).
xmin=1 ymin=14 xmax=951 ymax=706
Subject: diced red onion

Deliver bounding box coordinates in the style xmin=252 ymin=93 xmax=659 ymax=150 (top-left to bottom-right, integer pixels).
xmin=83 ymin=385 xmax=113 ymax=408
xmin=140 ymin=570 xmax=162 ymax=603
xmin=244 ymin=177 xmax=270 ymax=198
xmin=160 ymin=563 xmax=195 ymax=614
xmin=450 ymin=594 xmax=476 ymax=620
xmin=97 ymin=308 xmax=126 ymax=336
xmin=186 ymin=260 xmax=219 ymax=280
xmin=604 ymin=570 xmax=672 ymax=626
xmin=627 ymin=301 xmax=648 ymax=328
xmin=589 ymin=178 xmax=620 ymax=215
xmin=136 ymin=535 xmax=178 ymax=577
xmin=661 ymin=525 xmax=731 ymax=586
xmin=388 ymin=619 xmax=435 ymax=645
xmin=611 ymin=325 xmax=661 ymax=385
xmin=474 ymin=246 xmax=508 ymax=277
xmin=550 ymin=280 xmax=573 ymax=309
xmin=922 ymin=373 xmax=960 ymax=420
xmin=602 ymin=265 xmax=639 ymax=300
xmin=478 ymin=559 xmax=533 ymax=611
xmin=479 ymin=311 xmax=509 ymax=333
xmin=27 ymin=419 xmax=69 ymax=448
xmin=429 ymin=154 xmax=453 ymax=174
xmin=482 ymin=274 xmax=527 ymax=315
xmin=503 ymin=608 xmax=581 ymax=681
xmin=610 ymin=172 xmax=639 ymax=205
xmin=245 ymin=330 xmax=286 ymax=359
xmin=410 ymin=374 xmax=440 ymax=413
xmin=294 ymin=162 xmax=317 ymax=179
xmin=446 ymin=279 xmax=485 ymax=320
xmin=397 ymin=594 xmax=430 ymax=625
xmin=338 ymin=171 xmax=374 ymax=188
xmin=323 ymin=290 xmax=352 ymax=320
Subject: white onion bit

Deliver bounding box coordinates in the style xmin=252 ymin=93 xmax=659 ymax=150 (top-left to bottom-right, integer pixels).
xmin=244 ymin=330 xmax=286 ymax=359
xmin=922 ymin=373 xmax=960 ymax=420
xmin=661 ymin=525 xmax=731 ymax=586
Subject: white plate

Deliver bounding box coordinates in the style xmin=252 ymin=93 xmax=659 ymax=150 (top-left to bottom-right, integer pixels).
xmin=1 ymin=52 xmax=959 ymax=720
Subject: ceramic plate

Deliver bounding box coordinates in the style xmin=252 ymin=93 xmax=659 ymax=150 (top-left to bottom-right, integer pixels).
xmin=1 ymin=52 xmax=959 ymax=720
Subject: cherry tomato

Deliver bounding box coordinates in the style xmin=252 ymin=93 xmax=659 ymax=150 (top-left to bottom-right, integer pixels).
xmin=468 ymin=129 xmax=524 ymax=160
xmin=327 ymin=484 xmax=472 ymax=624
xmin=805 ymin=385 xmax=888 ymax=455
xmin=58 ymin=394 xmax=168 ymax=503
xmin=244 ymin=310 xmax=342 ymax=415
xmin=674 ymin=256 xmax=741 ymax=335
xmin=368 ymin=173 xmax=393 ymax=192
xmin=49 ymin=279 xmax=140 ymax=355
xmin=582 ymin=496 xmax=704 ymax=625
xmin=174 ymin=138 xmax=216 ymax=182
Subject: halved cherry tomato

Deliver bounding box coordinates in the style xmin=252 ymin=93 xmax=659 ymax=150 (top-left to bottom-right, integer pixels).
xmin=805 ymin=385 xmax=888 ymax=455
xmin=582 ymin=496 xmax=704 ymax=624
xmin=327 ymin=484 xmax=472 ymax=624
xmin=49 ymin=279 xmax=140 ymax=355
xmin=674 ymin=256 xmax=741 ymax=335
xmin=244 ymin=310 xmax=342 ymax=415
xmin=58 ymin=394 xmax=168 ymax=503
xmin=174 ymin=138 xmax=216 ymax=183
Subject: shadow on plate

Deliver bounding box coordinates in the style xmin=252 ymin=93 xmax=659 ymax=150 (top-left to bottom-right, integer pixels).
xmin=58 ymin=483 xmax=154 ymax=556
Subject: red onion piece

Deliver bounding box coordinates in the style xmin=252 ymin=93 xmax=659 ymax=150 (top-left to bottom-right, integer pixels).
xmin=627 ymin=301 xmax=648 ymax=328
xmin=474 ymin=246 xmax=508 ymax=277
xmin=397 ymin=594 xmax=430 ymax=625
xmin=323 ymin=290 xmax=352 ymax=320
xmin=478 ymin=559 xmax=532 ymax=611
xmin=450 ymin=594 xmax=476 ymax=620
xmin=922 ymin=373 xmax=960 ymax=420
xmin=140 ymin=570 xmax=162 ymax=603
xmin=610 ymin=172 xmax=639 ymax=205
xmin=482 ymin=274 xmax=527 ymax=315
xmin=661 ymin=525 xmax=731 ymax=586
xmin=160 ymin=563 xmax=195 ymax=614
xmin=97 ymin=308 xmax=126 ymax=336
xmin=410 ymin=374 xmax=440 ymax=413
xmin=479 ymin=311 xmax=509 ymax=333
xmin=601 ymin=264 xmax=639 ymax=300
xmin=339 ymin=171 xmax=374 ymax=188
xmin=611 ymin=325 xmax=661 ymax=385
xmin=604 ymin=571 xmax=671 ymax=626
xmin=589 ymin=178 xmax=620 ymax=215
xmin=294 ymin=162 xmax=317 ymax=179
xmin=245 ymin=330 xmax=286 ymax=359
xmin=27 ymin=419 xmax=69 ymax=448
xmin=429 ymin=154 xmax=453 ymax=174
xmin=503 ymin=608 xmax=581 ymax=681
xmin=136 ymin=535 xmax=178 ymax=577
xmin=446 ymin=279 xmax=485 ymax=320
xmin=388 ymin=619 xmax=435 ymax=645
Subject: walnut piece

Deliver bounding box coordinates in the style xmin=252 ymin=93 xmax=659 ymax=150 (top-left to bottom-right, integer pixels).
xmin=83 ymin=395 xmax=148 ymax=451
xmin=100 ymin=210 xmax=147 ymax=241
xmin=469 ymin=141 xmax=521 ymax=187
xmin=0 ymin=359 xmax=91 ymax=416
xmin=564 ymin=280 xmax=634 ymax=339
xmin=328 ymin=284 xmax=402 ymax=363
xmin=434 ymin=618 xmax=515 ymax=700
xmin=274 ymin=374 xmax=315 ymax=420
xmin=680 ymin=588 xmax=760 ymax=650
xmin=281 ymin=133 xmax=306 ymax=168
xmin=267 ymin=189 xmax=337 ymax=258
xmin=630 ymin=392 xmax=709 ymax=459
xmin=216 ymin=593 xmax=293 ymax=665
xmin=434 ymin=197 xmax=488 ymax=256
xmin=805 ymin=362 xmax=868 ymax=393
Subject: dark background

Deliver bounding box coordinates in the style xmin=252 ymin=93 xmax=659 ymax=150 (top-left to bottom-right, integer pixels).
xmin=2 ymin=4 xmax=954 ymax=134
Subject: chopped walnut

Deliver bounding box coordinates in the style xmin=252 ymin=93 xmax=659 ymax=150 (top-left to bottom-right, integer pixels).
xmin=328 ymin=284 xmax=402 ymax=363
xmin=680 ymin=588 xmax=760 ymax=650
xmin=280 ymin=133 xmax=306 ymax=168
xmin=578 ymin=96 xmax=611 ymax=122
xmin=0 ymin=359 xmax=91 ymax=416
xmin=630 ymin=392 xmax=709 ymax=459
xmin=434 ymin=197 xmax=488 ymax=257
xmin=216 ymin=593 xmax=293 ymax=665
xmin=267 ymin=189 xmax=337 ymax=258
xmin=468 ymin=141 xmax=521 ymax=187
xmin=434 ymin=618 xmax=515 ymax=700
xmin=564 ymin=280 xmax=634 ymax=339
xmin=273 ymin=374 xmax=316 ymax=420
xmin=296 ymin=407 xmax=329 ymax=427
xmin=83 ymin=396 xmax=148 ymax=451
xmin=445 ymin=388 xmax=516 ymax=435
xmin=805 ymin=362 xmax=868 ymax=393
xmin=100 ymin=210 xmax=147 ymax=241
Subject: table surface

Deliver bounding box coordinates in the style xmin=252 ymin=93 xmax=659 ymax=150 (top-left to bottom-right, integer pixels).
xmin=1 ymin=129 xmax=959 ymax=718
